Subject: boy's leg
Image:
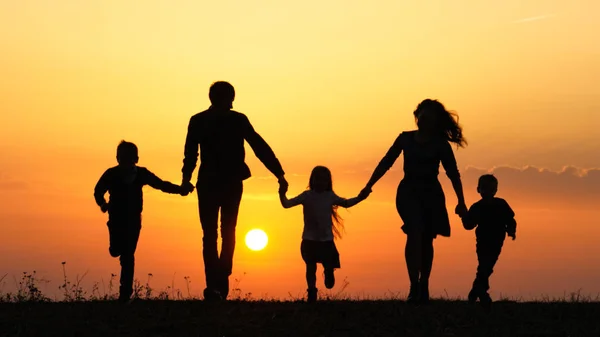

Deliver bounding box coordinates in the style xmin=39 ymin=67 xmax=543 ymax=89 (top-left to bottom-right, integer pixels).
xmin=197 ymin=183 xmax=222 ymax=299
xmin=118 ymin=215 xmax=141 ymax=302
xmin=107 ymin=218 xmax=125 ymax=258
xmin=473 ymin=241 xmax=503 ymax=297
xmin=218 ymin=180 xmax=243 ymax=299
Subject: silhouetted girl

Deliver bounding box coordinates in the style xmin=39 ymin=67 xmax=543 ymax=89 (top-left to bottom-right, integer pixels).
xmin=362 ymin=99 xmax=467 ymax=304
xmin=279 ymin=166 xmax=369 ymax=302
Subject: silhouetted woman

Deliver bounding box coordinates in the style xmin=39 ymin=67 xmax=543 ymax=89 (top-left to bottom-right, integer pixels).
xmin=362 ymin=99 xmax=467 ymax=303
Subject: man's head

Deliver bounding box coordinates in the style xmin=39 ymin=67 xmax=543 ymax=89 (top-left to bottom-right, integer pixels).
xmin=116 ymin=140 xmax=139 ymax=168
xmin=209 ymin=81 xmax=235 ymax=109
xmin=477 ymin=174 xmax=498 ymax=199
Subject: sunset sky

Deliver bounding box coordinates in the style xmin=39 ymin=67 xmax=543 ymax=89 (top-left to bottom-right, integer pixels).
xmin=1 ymin=0 xmax=599 ymax=300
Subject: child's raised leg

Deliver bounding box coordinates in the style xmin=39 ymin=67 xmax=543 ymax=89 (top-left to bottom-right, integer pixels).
xmin=324 ymin=268 xmax=335 ymax=289
xmin=306 ymin=263 xmax=317 ymax=302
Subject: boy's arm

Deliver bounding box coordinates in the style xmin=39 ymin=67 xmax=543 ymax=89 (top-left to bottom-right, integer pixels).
xmin=461 ymin=204 xmax=478 ymax=230
xmin=143 ymin=168 xmax=184 ymax=194
xmin=504 ymin=200 xmax=517 ymax=238
xmin=94 ymin=170 xmax=110 ymax=211
xmin=279 ymin=189 xmax=305 ymax=209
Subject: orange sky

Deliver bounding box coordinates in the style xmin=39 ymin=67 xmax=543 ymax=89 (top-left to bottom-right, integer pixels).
xmin=1 ymin=0 xmax=599 ymax=300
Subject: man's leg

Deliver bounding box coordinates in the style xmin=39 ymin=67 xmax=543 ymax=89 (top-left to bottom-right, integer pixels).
xmin=218 ymin=180 xmax=243 ymax=299
xmin=197 ymin=183 xmax=222 ymax=298
xmin=119 ymin=215 xmax=141 ymax=302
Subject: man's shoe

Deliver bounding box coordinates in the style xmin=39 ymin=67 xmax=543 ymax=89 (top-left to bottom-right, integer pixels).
xmin=307 ymin=288 xmax=318 ymax=303
xmin=419 ymin=280 xmax=430 ymax=304
xmin=467 ymin=288 xmax=479 ymax=304
xmin=479 ymin=292 xmax=492 ymax=312
xmin=203 ymin=288 xmax=223 ymax=302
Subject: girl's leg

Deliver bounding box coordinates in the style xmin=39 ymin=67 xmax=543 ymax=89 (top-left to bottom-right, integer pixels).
xmin=306 ymin=263 xmax=318 ymax=302
xmin=306 ymin=263 xmax=317 ymax=289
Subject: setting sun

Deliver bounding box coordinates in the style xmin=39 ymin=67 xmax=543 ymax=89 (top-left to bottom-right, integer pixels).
xmin=245 ymin=229 xmax=268 ymax=251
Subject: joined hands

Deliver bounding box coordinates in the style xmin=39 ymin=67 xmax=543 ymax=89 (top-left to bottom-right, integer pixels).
xmin=180 ymin=180 xmax=195 ymax=196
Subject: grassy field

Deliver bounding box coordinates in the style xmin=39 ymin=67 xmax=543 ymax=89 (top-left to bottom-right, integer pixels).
xmin=2 ymin=299 xmax=600 ymax=337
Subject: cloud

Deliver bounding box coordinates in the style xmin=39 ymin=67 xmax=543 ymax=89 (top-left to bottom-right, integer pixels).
xmin=0 ymin=174 xmax=28 ymax=191
xmin=245 ymin=165 xmax=600 ymax=206
xmin=456 ymin=166 xmax=600 ymax=204
xmin=512 ymin=14 xmax=556 ymax=24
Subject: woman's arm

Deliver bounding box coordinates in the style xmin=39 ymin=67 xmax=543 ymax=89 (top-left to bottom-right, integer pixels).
xmin=365 ymin=134 xmax=403 ymax=190
xmin=441 ymin=141 xmax=466 ymax=211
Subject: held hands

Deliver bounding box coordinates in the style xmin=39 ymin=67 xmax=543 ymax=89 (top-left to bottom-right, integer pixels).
xmin=358 ymin=187 xmax=372 ymax=200
xmin=100 ymin=203 xmax=109 ymax=213
xmin=278 ymin=176 xmax=288 ymax=194
xmin=455 ymin=202 xmax=468 ymax=218
xmin=180 ymin=180 xmax=195 ymax=196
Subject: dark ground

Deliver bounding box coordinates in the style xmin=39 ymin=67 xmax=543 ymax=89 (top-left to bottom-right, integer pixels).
xmin=1 ymin=299 xmax=599 ymax=337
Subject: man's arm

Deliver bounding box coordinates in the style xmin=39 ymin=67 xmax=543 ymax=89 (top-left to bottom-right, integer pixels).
xmin=143 ymin=168 xmax=185 ymax=194
xmin=94 ymin=170 xmax=110 ymax=212
xmin=182 ymin=116 xmax=199 ymax=185
xmin=241 ymin=114 xmax=285 ymax=180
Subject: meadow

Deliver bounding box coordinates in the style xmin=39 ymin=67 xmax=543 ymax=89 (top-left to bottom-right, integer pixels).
xmin=1 ymin=266 xmax=599 ymax=337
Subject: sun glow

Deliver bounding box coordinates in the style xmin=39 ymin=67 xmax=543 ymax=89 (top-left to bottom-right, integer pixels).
xmin=245 ymin=229 xmax=268 ymax=251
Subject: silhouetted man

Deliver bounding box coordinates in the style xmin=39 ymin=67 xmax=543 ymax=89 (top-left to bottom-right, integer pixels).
xmin=181 ymin=81 xmax=287 ymax=301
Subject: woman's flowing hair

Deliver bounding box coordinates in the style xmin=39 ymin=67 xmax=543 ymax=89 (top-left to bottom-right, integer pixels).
xmin=414 ymin=99 xmax=467 ymax=147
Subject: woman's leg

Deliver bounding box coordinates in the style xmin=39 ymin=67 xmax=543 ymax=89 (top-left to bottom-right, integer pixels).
xmin=420 ymin=236 xmax=434 ymax=282
xmin=405 ymin=231 xmax=422 ymax=300
xmin=419 ymin=235 xmax=434 ymax=302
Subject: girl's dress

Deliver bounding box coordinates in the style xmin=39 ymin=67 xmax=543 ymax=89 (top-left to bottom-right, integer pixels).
xmin=375 ymin=131 xmax=461 ymax=238
xmin=281 ymin=190 xmax=362 ymax=268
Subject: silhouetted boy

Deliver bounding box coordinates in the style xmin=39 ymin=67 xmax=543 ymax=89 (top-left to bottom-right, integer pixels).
xmin=94 ymin=141 xmax=188 ymax=303
xmin=460 ymin=174 xmax=516 ymax=308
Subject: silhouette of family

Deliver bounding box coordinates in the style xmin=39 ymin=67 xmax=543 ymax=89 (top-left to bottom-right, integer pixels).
xmin=93 ymin=81 xmax=517 ymax=309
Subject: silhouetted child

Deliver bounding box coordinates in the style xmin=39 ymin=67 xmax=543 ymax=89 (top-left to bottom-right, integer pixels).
xmin=460 ymin=174 xmax=516 ymax=308
xmin=279 ymin=166 xmax=370 ymax=303
xmin=94 ymin=141 xmax=189 ymax=303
